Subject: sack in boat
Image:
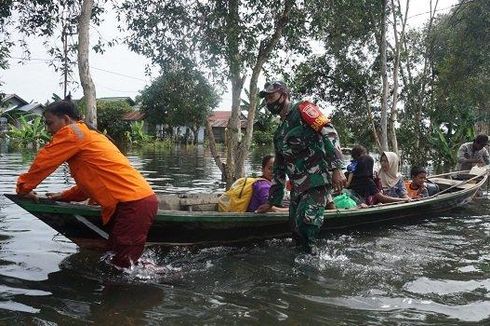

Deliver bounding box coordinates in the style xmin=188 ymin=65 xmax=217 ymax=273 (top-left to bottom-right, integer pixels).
xmin=218 ymin=177 xmax=261 ymax=212
xmin=333 ymin=193 xmax=357 ymax=209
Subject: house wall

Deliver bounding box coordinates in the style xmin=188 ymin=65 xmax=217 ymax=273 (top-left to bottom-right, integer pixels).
xmin=208 ymin=127 xmax=246 ymax=143
xmin=0 ymin=117 xmax=7 ymax=132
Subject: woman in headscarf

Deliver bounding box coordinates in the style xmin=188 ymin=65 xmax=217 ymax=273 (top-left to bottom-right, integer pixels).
xmin=377 ymin=151 xmax=410 ymax=199
xmin=348 ymin=146 xmax=409 ymax=205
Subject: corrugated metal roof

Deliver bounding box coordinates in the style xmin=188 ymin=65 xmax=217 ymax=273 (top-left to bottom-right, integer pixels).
xmin=17 ymin=102 xmax=44 ymax=112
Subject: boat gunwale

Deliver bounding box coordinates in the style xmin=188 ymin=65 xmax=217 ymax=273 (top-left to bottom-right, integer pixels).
xmin=4 ymin=174 xmax=486 ymax=223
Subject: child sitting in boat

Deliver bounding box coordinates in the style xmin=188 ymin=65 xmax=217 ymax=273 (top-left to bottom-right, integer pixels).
xmin=345 ymin=157 xmax=358 ymax=188
xmin=248 ymin=155 xmax=288 ymax=212
xmin=405 ymin=166 xmax=429 ymax=199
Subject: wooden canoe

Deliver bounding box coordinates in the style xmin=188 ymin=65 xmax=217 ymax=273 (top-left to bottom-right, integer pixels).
xmin=4 ymin=170 xmax=487 ymax=250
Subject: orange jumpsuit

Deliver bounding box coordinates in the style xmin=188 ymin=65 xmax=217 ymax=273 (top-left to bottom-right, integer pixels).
xmin=17 ymin=122 xmax=154 ymax=224
xmin=17 ymin=122 xmax=157 ymax=267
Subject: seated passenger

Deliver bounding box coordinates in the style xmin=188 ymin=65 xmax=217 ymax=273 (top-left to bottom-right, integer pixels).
xmin=247 ymin=155 xmax=288 ymax=212
xmin=378 ymin=151 xmax=410 ymax=200
xmin=348 ymin=145 xmax=409 ymax=205
xmin=405 ymin=166 xmax=429 ymax=199
xmin=345 ymin=157 xmax=358 ymax=188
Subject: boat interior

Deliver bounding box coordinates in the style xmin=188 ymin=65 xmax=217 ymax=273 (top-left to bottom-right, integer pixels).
xmin=158 ymin=193 xmax=221 ymax=212
xmin=156 ymin=171 xmax=486 ymax=212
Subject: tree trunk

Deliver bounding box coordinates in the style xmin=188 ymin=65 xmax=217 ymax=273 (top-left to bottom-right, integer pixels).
xmin=192 ymin=125 xmax=199 ymax=144
xmin=204 ymin=0 xmax=294 ymax=189
xmin=379 ymin=0 xmax=389 ymax=151
xmin=205 ymin=118 xmax=225 ymax=179
xmin=234 ymin=0 xmax=294 ymax=182
xmin=475 ymin=105 xmax=489 ymax=135
xmin=78 ymin=0 xmax=97 ymax=127
xmin=388 ymin=0 xmax=409 ymax=155
xmin=415 ymin=0 xmax=439 ymax=148
xmin=366 ymin=98 xmax=383 ymax=153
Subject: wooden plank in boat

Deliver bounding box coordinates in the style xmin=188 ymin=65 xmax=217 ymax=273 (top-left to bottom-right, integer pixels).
xmin=157 ymin=194 xmax=220 ymax=211
xmin=430 ymin=177 xmax=476 ymax=189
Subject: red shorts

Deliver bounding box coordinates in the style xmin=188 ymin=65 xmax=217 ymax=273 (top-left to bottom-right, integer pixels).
xmin=107 ymin=194 xmax=158 ymax=268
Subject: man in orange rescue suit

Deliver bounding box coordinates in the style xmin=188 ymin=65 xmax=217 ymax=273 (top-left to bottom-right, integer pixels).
xmin=16 ymin=96 xmax=158 ymax=268
xmin=256 ymin=81 xmax=346 ymax=254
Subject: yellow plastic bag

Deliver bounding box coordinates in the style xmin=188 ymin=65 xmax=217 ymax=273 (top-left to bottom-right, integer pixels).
xmin=218 ymin=177 xmax=259 ymax=212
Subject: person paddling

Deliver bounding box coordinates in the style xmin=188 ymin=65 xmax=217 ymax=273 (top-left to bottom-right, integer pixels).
xmin=16 ymin=96 xmax=158 ymax=268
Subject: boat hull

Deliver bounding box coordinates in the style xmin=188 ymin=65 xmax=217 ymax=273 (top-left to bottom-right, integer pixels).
xmin=4 ymin=173 xmax=487 ymax=249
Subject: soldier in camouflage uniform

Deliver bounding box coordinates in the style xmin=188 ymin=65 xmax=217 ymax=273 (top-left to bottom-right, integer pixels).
xmin=255 ymin=81 xmax=346 ymax=253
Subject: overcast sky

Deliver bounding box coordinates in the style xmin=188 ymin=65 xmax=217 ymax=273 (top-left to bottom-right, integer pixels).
xmin=1 ymin=0 xmax=458 ymax=109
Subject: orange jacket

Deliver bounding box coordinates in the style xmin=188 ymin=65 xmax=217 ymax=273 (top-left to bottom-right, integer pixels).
xmin=17 ymin=122 xmax=155 ymax=224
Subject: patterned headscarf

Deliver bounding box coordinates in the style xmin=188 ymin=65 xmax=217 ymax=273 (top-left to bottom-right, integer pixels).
xmin=378 ymin=151 xmax=402 ymax=188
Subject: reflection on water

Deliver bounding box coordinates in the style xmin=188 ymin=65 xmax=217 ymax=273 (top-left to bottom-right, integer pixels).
xmin=0 ymin=145 xmax=489 ymax=324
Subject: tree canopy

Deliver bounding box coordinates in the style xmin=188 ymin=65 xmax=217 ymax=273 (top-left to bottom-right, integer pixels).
xmin=119 ymin=0 xmax=309 ymax=186
xmin=139 ymin=67 xmax=220 ymax=144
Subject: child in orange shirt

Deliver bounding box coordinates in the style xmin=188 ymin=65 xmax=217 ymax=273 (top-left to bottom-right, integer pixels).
xmin=405 ymin=166 xmax=429 ymax=199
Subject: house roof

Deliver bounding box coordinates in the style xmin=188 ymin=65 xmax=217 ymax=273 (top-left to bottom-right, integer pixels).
xmin=122 ymin=111 xmax=146 ymax=121
xmin=208 ymin=111 xmax=247 ymax=128
xmin=98 ymin=97 xmax=136 ymax=106
xmin=16 ymin=102 xmax=44 ymax=113
xmin=1 ymin=94 xmax=29 ymax=106
xmin=1 ymin=94 xmax=44 ymax=116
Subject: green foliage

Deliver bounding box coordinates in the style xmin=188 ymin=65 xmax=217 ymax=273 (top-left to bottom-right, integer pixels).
xmin=430 ymin=0 xmax=490 ymax=120
xmin=140 ymin=138 xmax=174 ymax=151
xmin=429 ymin=118 xmax=476 ymax=173
xmin=119 ymin=0 xmax=309 ymax=83
xmin=96 ymin=100 xmax=133 ymax=143
xmin=139 ymin=67 xmax=219 ymax=143
xmin=252 ymin=108 xmax=278 ymax=146
xmin=125 ymin=121 xmax=152 ymax=146
xmin=8 ymin=115 xmax=50 ymax=148
xmin=289 ymin=0 xmax=384 ymax=150
xmin=0 ymin=0 xmax=13 ymax=73
xmin=241 ymin=88 xmax=277 ymax=146
xmin=417 ymin=0 xmax=490 ymax=170
xmin=3 ymin=1 xmax=108 ymax=93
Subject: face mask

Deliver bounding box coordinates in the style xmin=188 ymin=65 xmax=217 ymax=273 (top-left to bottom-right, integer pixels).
xmin=266 ymin=94 xmax=284 ymax=114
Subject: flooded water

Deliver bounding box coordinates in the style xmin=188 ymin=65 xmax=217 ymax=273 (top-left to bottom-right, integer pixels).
xmin=0 ymin=145 xmax=489 ymax=325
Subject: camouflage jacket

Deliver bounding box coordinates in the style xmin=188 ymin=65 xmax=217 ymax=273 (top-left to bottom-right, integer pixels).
xmin=268 ymin=101 xmax=344 ymax=206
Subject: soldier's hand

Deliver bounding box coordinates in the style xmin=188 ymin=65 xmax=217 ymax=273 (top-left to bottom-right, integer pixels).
xmin=332 ymin=169 xmax=347 ymax=193
xmin=255 ymin=203 xmax=272 ymax=213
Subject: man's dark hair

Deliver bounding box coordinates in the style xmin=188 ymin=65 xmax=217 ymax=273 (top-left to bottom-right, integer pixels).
xmin=44 ymin=95 xmax=80 ymax=120
xmin=351 ymin=145 xmax=367 ymax=160
xmin=474 ymin=134 xmax=488 ymax=145
xmin=410 ymin=166 xmax=427 ymax=178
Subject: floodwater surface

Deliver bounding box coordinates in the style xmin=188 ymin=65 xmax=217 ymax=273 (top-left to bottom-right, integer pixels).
xmin=0 ymin=146 xmax=489 ymax=325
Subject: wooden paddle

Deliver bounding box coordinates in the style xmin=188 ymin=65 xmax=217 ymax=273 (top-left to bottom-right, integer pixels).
xmin=41 ymin=193 xmax=109 ymax=240
xmin=74 ymin=214 xmax=109 ymax=240
xmin=367 ymin=169 xmax=487 ymax=208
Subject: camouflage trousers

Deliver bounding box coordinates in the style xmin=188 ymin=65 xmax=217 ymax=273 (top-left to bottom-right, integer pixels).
xmin=289 ymin=186 xmax=329 ymax=250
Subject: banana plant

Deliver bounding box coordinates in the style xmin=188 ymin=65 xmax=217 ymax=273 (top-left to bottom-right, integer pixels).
xmin=8 ymin=115 xmax=50 ymax=148
xmin=125 ymin=121 xmax=152 ymax=146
